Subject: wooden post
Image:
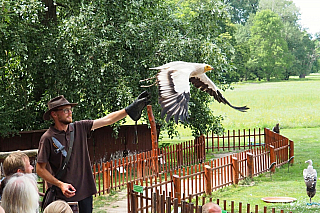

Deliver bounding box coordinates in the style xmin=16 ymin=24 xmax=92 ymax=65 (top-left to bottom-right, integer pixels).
xmin=232 ymin=157 xmax=239 ymax=185
xmin=127 ymin=182 xmax=131 ymax=213
xmin=173 ymin=198 xmax=179 ymax=213
xmin=247 ymin=153 xmax=254 ymax=179
xmin=131 ymin=192 xmax=137 ymax=213
xmin=289 ymin=140 xmax=294 ymax=165
xmin=160 ymin=194 xmax=165 ymax=213
xmin=204 ymin=165 xmax=212 ymax=195
xmin=137 ymin=154 xmax=142 ymax=179
xmin=147 ymin=105 xmax=159 ymax=173
xmin=166 ymin=196 xmax=171 ymax=213
xmin=102 ymin=162 xmax=106 ymax=193
xmin=264 ymin=128 xmax=269 ymax=147
xmin=269 ymin=145 xmax=276 ymax=173
xmin=173 ymin=175 xmax=181 ymax=203
xmin=151 ymin=192 xmax=157 ymax=213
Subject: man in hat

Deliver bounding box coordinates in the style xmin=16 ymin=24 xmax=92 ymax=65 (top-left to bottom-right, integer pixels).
xmin=36 ymin=91 xmax=151 ymax=213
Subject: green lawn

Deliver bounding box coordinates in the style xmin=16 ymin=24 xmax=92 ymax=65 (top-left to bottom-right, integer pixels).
xmin=209 ymin=73 xmax=320 ymax=130
xmin=94 ymin=73 xmax=320 ymax=212
xmin=159 ymin=73 xmax=320 ymax=142
xmin=206 ymin=127 xmax=320 ymax=212
xmin=158 ymin=73 xmax=320 ymax=212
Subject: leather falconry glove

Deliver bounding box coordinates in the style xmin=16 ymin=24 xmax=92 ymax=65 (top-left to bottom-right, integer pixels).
xmin=125 ymin=91 xmax=151 ymax=121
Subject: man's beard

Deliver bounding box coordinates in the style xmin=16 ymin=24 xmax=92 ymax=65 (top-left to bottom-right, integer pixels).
xmin=58 ymin=116 xmax=72 ymax=125
xmin=61 ymin=120 xmax=72 ymax=125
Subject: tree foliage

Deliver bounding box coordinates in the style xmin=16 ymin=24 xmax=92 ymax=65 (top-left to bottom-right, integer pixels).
xmin=232 ymin=0 xmax=319 ymax=81
xmin=248 ymin=10 xmax=292 ymax=81
xmin=225 ymin=0 xmax=259 ymax=25
xmin=0 ymin=0 xmax=235 ymax=137
xmin=1 ymin=0 xmax=319 ymax=137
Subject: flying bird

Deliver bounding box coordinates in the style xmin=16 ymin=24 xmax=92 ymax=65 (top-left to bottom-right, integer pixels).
xmin=303 ymin=159 xmax=317 ymax=204
xmin=146 ymin=61 xmax=249 ymax=124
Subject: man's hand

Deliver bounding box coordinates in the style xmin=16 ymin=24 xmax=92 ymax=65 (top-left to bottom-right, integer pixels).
xmin=125 ymin=91 xmax=151 ymax=121
xmin=59 ymin=182 xmax=76 ymax=198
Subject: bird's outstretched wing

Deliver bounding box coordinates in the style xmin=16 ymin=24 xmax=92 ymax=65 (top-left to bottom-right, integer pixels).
xmin=189 ymin=74 xmax=249 ymax=112
xmin=151 ymin=62 xmax=195 ymax=123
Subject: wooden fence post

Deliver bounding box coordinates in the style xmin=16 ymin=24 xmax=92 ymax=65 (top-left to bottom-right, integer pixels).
xmin=137 ymin=153 xmax=142 ymax=179
xmin=147 ymin=105 xmax=159 ymax=174
xmin=289 ymin=140 xmax=294 ymax=165
xmin=173 ymin=175 xmax=181 ymax=203
xmin=173 ymin=198 xmax=179 ymax=213
xmin=102 ymin=162 xmax=106 ymax=194
xmin=264 ymin=128 xmax=268 ymax=147
xmin=131 ymin=192 xmax=137 ymax=213
xmin=151 ymin=191 xmax=157 ymax=213
xmin=127 ymin=182 xmax=131 ymax=213
xmin=204 ymin=165 xmax=212 ymax=195
xmin=269 ymin=145 xmax=276 ymax=173
xmin=177 ymin=144 xmax=182 ymax=167
xmin=247 ymin=153 xmax=254 ymax=179
xmin=232 ymin=157 xmax=239 ymax=184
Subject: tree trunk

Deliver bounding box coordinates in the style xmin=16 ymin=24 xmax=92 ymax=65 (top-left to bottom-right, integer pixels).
xmin=42 ymin=0 xmax=57 ymax=25
xmin=299 ymin=73 xmax=306 ymax=78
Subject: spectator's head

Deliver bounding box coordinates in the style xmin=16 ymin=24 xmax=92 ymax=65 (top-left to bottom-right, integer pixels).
xmin=1 ymin=173 xmax=39 ymax=213
xmin=3 ymin=151 xmax=34 ymax=176
xmin=0 ymin=168 xmax=3 ymax=213
xmin=202 ymin=202 xmax=222 ymax=213
xmin=43 ymin=200 xmax=73 ymax=213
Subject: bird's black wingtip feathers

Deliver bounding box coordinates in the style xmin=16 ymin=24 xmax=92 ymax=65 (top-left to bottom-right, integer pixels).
xmin=231 ymin=105 xmax=250 ymax=112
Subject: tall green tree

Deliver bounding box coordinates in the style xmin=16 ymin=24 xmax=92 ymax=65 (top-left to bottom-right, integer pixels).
xmin=248 ymin=10 xmax=292 ymax=81
xmin=0 ymin=0 xmax=234 ymax=137
xmin=258 ymin=0 xmax=317 ymax=79
xmin=225 ymin=0 xmax=259 ymax=25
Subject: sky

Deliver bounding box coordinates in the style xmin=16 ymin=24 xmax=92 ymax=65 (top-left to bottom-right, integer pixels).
xmin=291 ymin=0 xmax=320 ymax=36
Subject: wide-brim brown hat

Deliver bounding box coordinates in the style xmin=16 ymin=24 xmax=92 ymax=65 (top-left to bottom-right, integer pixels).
xmin=43 ymin=95 xmax=78 ymax=120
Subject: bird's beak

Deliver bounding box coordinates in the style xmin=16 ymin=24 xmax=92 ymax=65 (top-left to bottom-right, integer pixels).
xmin=205 ymin=66 xmax=213 ymax=72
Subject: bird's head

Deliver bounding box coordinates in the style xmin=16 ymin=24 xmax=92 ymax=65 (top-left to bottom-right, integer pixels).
xmin=305 ymin=160 xmax=313 ymax=166
xmin=204 ymin=65 xmax=213 ymax=72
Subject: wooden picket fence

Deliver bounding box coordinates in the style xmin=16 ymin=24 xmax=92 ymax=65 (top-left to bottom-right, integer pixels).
xmin=127 ymin=137 xmax=294 ymax=212
xmin=92 ymin=136 xmax=205 ymax=195
xmin=128 ymin=188 xmax=293 ymax=213
xmin=205 ymin=128 xmax=265 ymax=152
xmin=205 ymin=128 xmax=283 ymax=152
xmin=92 ymin=128 xmax=293 ymax=196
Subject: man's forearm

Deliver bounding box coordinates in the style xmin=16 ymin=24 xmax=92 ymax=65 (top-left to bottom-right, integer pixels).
xmin=36 ymin=163 xmax=63 ymax=188
xmin=91 ymin=109 xmax=127 ymax=130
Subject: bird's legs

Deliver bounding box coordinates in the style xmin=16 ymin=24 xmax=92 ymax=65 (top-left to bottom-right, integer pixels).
xmin=140 ymin=76 xmax=157 ymax=87
xmin=139 ymin=76 xmax=156 ymax=82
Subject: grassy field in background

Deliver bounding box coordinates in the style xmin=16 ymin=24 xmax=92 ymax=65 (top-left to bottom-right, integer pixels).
xmin=158 ymin=73 xmax=320 ymax=212
xmin=209 ymin=73 xmax=320 ymax=130
xmin=206 ymin=127 xmax=320 ymax=213
xmin=159 ymin=73 xmax=320 ymax=143
xmin=93 ymin=74 xmax=320 ymax=212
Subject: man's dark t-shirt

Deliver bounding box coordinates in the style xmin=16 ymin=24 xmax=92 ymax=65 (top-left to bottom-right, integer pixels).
xmin=37 ymin=120 xmax=97 ymax=202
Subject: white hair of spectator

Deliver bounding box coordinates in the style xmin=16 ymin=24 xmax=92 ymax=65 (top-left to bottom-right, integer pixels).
xmin=1 ymin=173 xmax=39 ymax=213
xmin=44 ymin=200 xmax=73 ymax=213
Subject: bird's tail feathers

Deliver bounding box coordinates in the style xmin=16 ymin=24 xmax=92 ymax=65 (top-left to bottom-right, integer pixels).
xmin=229 ymin=104 xmax=250 ymax=112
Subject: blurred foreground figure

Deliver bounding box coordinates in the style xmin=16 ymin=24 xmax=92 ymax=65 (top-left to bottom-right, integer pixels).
xmin=202 ymin=202 xmax=222 ymax=213
xmin=1 ymin=173 xmax=39 ymax=213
